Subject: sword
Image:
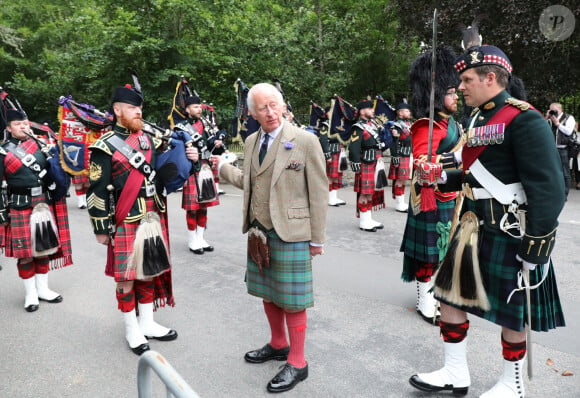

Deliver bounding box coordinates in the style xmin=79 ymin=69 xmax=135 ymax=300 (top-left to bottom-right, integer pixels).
xmin=523 ymin=269 xmax=533 ymax=380
xmin=427 ymin=8 xmax=438 ymax=163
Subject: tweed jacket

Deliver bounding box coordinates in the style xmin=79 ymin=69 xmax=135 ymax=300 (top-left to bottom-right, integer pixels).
xmin=220 ymin=122 xmax=328 ymax=244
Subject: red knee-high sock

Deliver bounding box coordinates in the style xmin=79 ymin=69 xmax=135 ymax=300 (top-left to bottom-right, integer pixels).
xmin=394 ymin=184 xmax=405 ymax=196
xmin=135 ymin=280 xmax=155 ymax=304
xmin=17 ymin=260 xmax=35 ymax=279
xmin=116 ymin=289 xmax=136 ymax=313
xmin=186 ymin=211 xmax=197 ymax=231
xmin=34 ymin=257 xmax=50 ymax=274
xmin=197 ymin=209 xmax=208 ymax=228
xmin=75 ymin=186 xmax=87 ymax=195
xmin=328 ymin=183 xmax=333 ymax=191
xmin=285 ymin=310 xmax=307 ymax=368
xmin=502 ymin=335 xmax=526 ymax=361
xmin=263 ymin=301 xmax=288 ymax=349
xmin=415 ymin=263 xmax=435 ymax=282
xmin=440 ymin=320 xmax=469 ymax=343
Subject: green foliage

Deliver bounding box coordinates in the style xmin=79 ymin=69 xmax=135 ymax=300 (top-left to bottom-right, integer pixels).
xmin=1 ymin=0 xmax=418 ymax=127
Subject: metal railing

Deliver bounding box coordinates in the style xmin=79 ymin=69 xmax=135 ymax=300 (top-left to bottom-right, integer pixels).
xmin=137 ymin=350 xmax=200 ymax=398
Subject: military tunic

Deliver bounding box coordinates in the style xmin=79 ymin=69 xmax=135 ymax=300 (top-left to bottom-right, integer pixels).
xmin=387 ymin=119 xmax=413 ymax=181
xmin=438 ymin=91 xmax=565 ymax=332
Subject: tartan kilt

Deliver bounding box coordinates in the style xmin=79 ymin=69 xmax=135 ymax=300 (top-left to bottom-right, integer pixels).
xmin=388 ymin=156 xmax=411 ymax=180
xmin=5 ymin=195 xmax=73 ymax=269
xmin=326 ymin=151 xmax=344 ymax=183
xmin=181 ymin=172 xmax=219 ymax=211
xmin=72 ymin=174 xmax=88 ymax=185
xmin=436 ymin=228 xmax=565 ymax=332
xmin=400 ymin=199 xmax=455 ymax=282
xmin=245 ymin=230 xmax=313 ymax=311
xmin=354 ymin=161 xmax=385 ymax=210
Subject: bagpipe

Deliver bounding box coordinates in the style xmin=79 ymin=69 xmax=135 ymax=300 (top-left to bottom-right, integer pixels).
xmin=57 ymin=95 xmax=113 ymax=176
xmin=327 ymin=95 xmax=357 ymax=145
xmin=232 ymin=78 xmax=260 ymax=142
xmin=374 ymin=95 xmax=397 ymax=149
xmin=201 ymin=102 xmax=228 ymax=156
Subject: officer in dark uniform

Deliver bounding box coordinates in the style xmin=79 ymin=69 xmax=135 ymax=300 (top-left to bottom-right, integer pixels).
xmin=409 ymin=45 xmax=566 ymax=398
xmin=349 ymin=100 xmax=386 ymax=231
xmin=88 ymin=83 xmax=196 ymax=355
xmin=388 ymin=102 xmax=414 ymax=212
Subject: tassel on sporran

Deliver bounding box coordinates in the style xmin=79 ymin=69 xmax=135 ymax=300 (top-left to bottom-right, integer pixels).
xmin=30 ymin=203 xmax=60 ymax=256
xmin=374 ymin=159 xmax=388 ymax=190
xmin=339 ymin=149 xmax=348 ymax=171
xmin=126 ymin=211 xmax=170 ymax=280
xmin=434 ymin=211 xmax=490 ymax=311
xmin=197 ymin=163 xmax=217 ymax=203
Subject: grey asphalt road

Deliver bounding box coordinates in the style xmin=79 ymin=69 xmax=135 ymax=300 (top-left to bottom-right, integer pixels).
xmin=0 ymin=182 xmax=578 ymax=397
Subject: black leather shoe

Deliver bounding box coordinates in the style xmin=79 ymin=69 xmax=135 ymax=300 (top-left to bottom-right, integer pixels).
xmin=25 ymin=304 xmax=39 ymax=312
xmin=39 ymin=295 xmax=63 ymax=303
xmin=131 ymin=343 xmax=150 ymax=356
xmin=374 ymin=223 xmax=384 ymax=229
xmin=190 ymin=248 xmax=204 ymax=255
xmin=202 ymin=245 xmax=214 ymax=252
xmin=146 ymin=329 xmax=178 ymax=341
xmin=359 ymin=227 xmax=377 ymax=232
xmin=409 ymin=374 xmax=468 ymax=395
xmin=417 ymin=309 xmax=440 ymax=326
xmin=244 ymin=344 xmax=289 ymax=364
xmin=267 ymin=363 xmax=308 ymax=393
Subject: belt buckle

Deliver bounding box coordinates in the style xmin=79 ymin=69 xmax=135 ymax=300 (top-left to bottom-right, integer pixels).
xmin=145 ymin=185 xmax=156 ymax=197
xmin=30 ymin=186 xmax=42 ymax=196
xmin=22 ymin=154 xmax=36 ymax=167
xmin=129 ymin=152 xmax=145 ymax=168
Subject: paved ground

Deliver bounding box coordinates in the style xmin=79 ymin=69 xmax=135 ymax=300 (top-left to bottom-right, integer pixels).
xmin=0 ymin=181 xmax=578 ymax=397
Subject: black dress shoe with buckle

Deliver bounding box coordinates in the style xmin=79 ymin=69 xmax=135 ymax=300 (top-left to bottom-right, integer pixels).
xmin=130 ymin=343 xmax=150 ymax=356
xmin=190 ymin=247 xmax=204 ymax=255
xmin=267 ymin=363 xmax=308 ymax=393
xmin=409 ymin=374 xmax=468 ymax=395
xmin=146 ymin=329 xmax=178 ymax=341
xmin=244 ymin=344 xmax=289 ymax=364
xmin=39 ymin=295 xmax=63 ymax=303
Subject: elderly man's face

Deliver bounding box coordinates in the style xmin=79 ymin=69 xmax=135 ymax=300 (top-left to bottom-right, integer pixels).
xmin=250 ymin=88 xmax=284 ymax=133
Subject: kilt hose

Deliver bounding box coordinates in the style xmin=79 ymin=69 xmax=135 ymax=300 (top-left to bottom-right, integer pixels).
xmin=246 ymin=230 xmax=313 ymax=312
xmin=5 ymin=194 xmax=72 ymax=270
xmin=387 ymin=156 xmax=411 ymax=180
xmin=400 ymin=199 xmax=455 ymax=282
xmin=354 ymin=159 xmax=385 ymax=216
xmin=436 ymin=228 xmax=565 ymax=332
xmin=181 ymin=172 xmax=219 ymax=211
xmin=107 ymin=198 xmax=174 ymax=309
xmin=326 ymin=152 xmax=343 ymax=188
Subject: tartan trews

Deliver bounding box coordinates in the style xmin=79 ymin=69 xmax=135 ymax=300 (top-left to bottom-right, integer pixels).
xmin=246 ymin=231 xmax=313 ymax=311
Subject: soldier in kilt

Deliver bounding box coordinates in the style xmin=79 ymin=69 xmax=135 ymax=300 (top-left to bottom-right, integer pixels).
xmin=409 ymin=45 xmax=566 ymax=398
xmin=388 ymin=102 xmax=413 ymax=212
xmin=0 ymin=108 xmax=72 ymax=312
xmin=400 ymin=47 xmax=464 ymax=326
xmin=71 ymin=174 xmax=88 ymax=208
xmin=179 ymin=95 xmax=219 ymax=255
xmin=87 ymin=84 xmax=193 ymax=355
xmin=349 ymin=99 xmax=386 ymax=232
xmin=215 ymin=83 xmax=327 ymax=393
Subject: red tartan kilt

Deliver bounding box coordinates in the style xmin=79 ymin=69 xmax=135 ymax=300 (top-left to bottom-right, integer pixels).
xmin=388 ymin=156 xmax=411 ymax=180
xmin=326 ymin=152 xmax=343 ymax=179
xmin=354 ymin=162 xmax=377 ymax=196
xmin=5 ymin=195 xmax=72 ymax=264
xmin=109 ymin=198 xmax=170 ymax=281
xmin=71 ymin=174 xmax=88 ymax=185
xmin=181 ymin=173 xmax=219 ymax=211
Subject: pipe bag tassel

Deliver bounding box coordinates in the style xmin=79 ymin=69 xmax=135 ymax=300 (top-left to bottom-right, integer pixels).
xmin=30 ymin=203 xmax=60 ymax=256
xmin=127 ymin=211 xmax=170 ymax=280
xmin=434 ymin=211 xmax=490 ymax=311
xmin=374 ymin=158 xmax=388 ymax=190
xmin=197 ymin=163 xmax=217 ymax=203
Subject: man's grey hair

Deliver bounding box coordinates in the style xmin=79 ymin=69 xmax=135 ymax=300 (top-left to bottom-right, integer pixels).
xmin=247 ymin=83 xmax=283 ymax=114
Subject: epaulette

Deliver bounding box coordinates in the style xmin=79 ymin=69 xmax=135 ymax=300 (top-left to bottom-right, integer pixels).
xmin=505 ymin=98 xmax=530 ymax=111
xmin=470 ymin=107 xmax=480 ymax=117
xmin=89 ymin=131 xmax=115 ymax=156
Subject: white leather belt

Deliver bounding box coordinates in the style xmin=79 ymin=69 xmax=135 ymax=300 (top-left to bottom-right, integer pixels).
xmin=465 ymin=160 xmax=527 ymax=205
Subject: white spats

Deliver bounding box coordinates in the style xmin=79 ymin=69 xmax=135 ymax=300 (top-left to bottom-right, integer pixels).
xmin=138 ymin=302 xmax=171 ymax=338
xmin=480 ymin=358 xmax=525 ymax=398
xmin=123 ymin=309 xmax=148 ymax=348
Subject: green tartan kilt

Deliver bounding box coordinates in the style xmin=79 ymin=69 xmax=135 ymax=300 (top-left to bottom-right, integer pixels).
xmin=435 ymin=227 xmax=565 ymax=332
xmin=400 ymin=199 xmax=456 ymax=282
xmin=246 ymin=231 xmax=313 ymax=311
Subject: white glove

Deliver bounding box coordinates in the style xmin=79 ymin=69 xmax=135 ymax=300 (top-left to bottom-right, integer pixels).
xmin=454 ymin=147 xmax=463 ymax=164
xmin=437 ymin=170 xmax=448 ymax=184
xmin=516 ymin=254 xmax=537 ymax=271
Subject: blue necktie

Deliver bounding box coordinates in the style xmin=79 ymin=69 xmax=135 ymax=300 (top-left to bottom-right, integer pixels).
xmin=259 ymin=133 xmax=270 ymax=165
